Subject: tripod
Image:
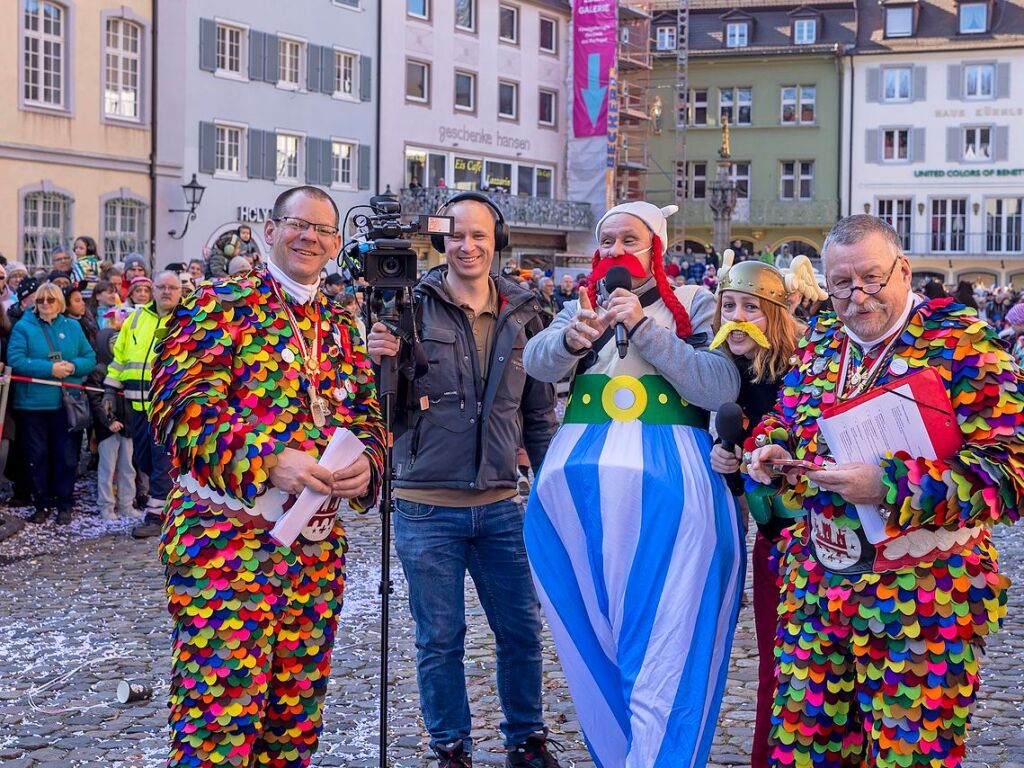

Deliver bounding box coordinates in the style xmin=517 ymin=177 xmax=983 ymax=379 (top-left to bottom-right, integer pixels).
xmin=368 ymin=286 xmax=423 ymax=768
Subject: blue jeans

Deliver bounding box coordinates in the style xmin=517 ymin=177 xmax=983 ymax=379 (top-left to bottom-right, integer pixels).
xmin=393 ymin=497 xmax=545 ymax=751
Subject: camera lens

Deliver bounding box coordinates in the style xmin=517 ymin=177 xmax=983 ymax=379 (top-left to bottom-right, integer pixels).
xmin=380 ymin=255 xmax=402 ymax=277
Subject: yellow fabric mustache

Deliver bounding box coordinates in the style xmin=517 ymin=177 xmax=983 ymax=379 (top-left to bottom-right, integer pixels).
xmin=710 ymin=321 xmax=770 ymax=350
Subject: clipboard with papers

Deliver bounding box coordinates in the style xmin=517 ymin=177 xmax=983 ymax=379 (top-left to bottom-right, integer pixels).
xmin=816 ymin=366 xmax=963 ymax=544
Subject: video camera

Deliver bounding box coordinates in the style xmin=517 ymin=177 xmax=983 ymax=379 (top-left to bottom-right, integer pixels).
xmin=342 ymin=195 xmax=453 ymax=289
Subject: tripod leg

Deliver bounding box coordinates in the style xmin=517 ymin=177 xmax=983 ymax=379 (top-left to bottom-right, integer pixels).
xmin=378 ymin=377 xmax=397 ymax=768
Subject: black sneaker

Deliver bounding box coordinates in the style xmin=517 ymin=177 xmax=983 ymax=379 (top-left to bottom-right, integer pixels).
xmin=131 ymin=515 xmax=163 ymax=539
xmin=506 ymin=732 xmax=563 ymax=768
xmin=433 ymin=741 xmax=472 ymax=767
xmin=27 ymin=508 xmax=51 ymax=524
xmin=55 ymin=508 xmax=73 ymax=525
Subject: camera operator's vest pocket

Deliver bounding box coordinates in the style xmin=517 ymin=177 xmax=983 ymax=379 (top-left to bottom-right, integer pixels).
xmin=416 ymin=326 xmax=474 ymax=433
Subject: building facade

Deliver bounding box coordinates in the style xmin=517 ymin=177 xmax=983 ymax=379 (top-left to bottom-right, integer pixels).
xmin=845 ymin=0 xmax=1024 ymax=288
xmin=1 ymin=0 xmax=153 ymax=269
xmin=647 ymin=0 xmax=854 ymax=262
xmin=153 ymin=0 xmax=378 ymax=268
xmin=380 ymin=0 xmax=589 ymax=271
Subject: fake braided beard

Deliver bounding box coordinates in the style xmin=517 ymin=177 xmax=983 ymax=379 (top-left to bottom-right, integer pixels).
xmin=710 ymin=320 xmax=771 ymax=351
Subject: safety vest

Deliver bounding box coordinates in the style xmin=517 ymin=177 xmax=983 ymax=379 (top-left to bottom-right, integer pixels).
xmin=104 ymin=303 xmax=171 ymax=413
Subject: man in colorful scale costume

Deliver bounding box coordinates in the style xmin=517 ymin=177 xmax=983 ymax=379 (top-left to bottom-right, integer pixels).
xmin=148 ymin=186 xmax=386 ymax=768
xmin=744 ymin=215 xmax=1024 ymax=767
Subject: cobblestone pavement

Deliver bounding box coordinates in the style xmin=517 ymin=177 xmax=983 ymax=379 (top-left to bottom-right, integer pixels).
xmin=0 ymin=489 xmax=1021 ymax=768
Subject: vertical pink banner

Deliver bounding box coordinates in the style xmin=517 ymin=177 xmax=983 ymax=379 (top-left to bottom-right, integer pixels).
xmin=573 ymin=0 xmax=617 ymax=138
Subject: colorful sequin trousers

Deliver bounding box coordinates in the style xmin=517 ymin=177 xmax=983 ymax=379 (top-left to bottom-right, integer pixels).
xmin=741 ymin=299 xmax=1024 ymax=767
xmin=160 ymin=493 xmax=346 ymax=767
xmin=771 ymin=524 xmax=1006 ymax=767
xmin=149 ymin=269 xmax=386 ymax=767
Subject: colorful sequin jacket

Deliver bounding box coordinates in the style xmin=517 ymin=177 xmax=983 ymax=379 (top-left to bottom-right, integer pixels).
xmin=148 ymin=269 xmax=386 ymax=513
xmin=743 ymin=298 xmax=1024 ymax=573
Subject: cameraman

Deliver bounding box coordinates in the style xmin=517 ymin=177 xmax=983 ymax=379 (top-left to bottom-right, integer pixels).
xmin=367 ymin=193 xmax=560 ymax=768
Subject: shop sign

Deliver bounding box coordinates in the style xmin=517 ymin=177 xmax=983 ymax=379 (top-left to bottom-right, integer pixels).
xmin=913 ymin=167 xmax=1024 ymax=178
xmin=437 ymin=125 xmax=532 ymax=152
xmin=934 ymin=107 xmax=1024 ymax=118
xmin=238 ymin=206 xmax=274 ymax=223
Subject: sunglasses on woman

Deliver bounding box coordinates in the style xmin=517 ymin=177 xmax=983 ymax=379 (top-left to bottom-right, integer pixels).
xmin=36 ymin=297 xmax=57 ymax=305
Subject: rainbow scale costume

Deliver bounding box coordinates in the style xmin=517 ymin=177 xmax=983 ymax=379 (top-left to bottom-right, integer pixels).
xmin=743 ymin=297 xmax=1024 ymax=767
xmin=149 ymin=269 xmax=385 ymax=768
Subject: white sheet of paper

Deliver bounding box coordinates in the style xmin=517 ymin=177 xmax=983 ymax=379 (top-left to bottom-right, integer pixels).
xmin=816 ymin=384 xmax=938 ymax=544
xmin=270 ymin=428 xmax=366 ymax=547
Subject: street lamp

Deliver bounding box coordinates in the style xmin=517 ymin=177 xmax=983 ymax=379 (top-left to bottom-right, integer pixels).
xmin=168 ymin=173 xmax=207 ymax=240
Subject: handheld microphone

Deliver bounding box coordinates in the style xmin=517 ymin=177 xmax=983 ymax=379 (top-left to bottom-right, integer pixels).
xmin=604 ymin=265 xmax=633 ymax=360
xmin=715 ymin=402 xmax=747 ymax=497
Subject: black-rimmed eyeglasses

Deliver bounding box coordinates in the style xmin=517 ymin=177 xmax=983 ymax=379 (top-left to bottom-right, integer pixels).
xmin=827 ymin=258 xmax=901 ymax=301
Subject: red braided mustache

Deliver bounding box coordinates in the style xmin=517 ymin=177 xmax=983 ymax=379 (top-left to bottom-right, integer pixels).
xmin=589 ymin=251 xmax=649 ymax=282
xmin=584 ymin=237 xmax=692 ymax=339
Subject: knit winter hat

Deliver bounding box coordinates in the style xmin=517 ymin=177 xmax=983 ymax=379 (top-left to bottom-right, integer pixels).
xmin=129 ymin=275 xmax=152 ymax=290
xmin=228 ymin=255 xmax=252 ymax=276
xmin=596 ymin=202 xmax=679 ymax=249
xmin=47 ymin=269 xmax=72 ymax=283
xmin=1007 ymin=302 xmax=1024 ymax=327
xmin=124 ymin=253 xmax=148 ymax=273
xmin=16 ymin=277 xmax=40 ymax=302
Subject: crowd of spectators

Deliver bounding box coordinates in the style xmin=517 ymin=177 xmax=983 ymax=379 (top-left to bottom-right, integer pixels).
xmin=0 ymin=228 xmax=379 ymax=533
xmin=0 ymin=230 xmax=1022 ymax=533
xmin=0 ymin=240 xmax=176 ymax=529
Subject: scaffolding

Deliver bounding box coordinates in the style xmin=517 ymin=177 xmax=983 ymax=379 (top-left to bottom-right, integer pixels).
xmin=613 ymin=1 xmax=652 ymax=204
xmin=649 ymin=0 xmax=690 ymax=245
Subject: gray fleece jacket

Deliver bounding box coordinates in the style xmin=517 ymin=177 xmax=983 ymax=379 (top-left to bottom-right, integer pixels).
xmin=522 ymin=280 xmax=740 ymax=412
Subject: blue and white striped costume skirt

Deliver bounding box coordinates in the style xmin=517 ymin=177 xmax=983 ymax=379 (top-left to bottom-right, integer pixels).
xmin=525 ymin=418 xmax=745 ymax=768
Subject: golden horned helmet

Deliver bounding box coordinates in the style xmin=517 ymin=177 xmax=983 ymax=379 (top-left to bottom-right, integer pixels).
xmin=716 ymin=249 xmax=827 ymax=306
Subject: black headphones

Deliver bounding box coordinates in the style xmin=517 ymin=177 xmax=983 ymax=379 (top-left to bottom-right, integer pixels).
xmin=430 ymin=191 xmax=510 ymax=254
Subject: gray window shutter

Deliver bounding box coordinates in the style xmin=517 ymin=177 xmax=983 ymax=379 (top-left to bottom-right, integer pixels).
xmin=865 ymin=129 xmax=880 ymax=164
xmin=199 ymin=19 xmax=217 ymax=72
xmin=305 ymin=138 xmax=321 ymax=184
xmin=198 ymin=122 xmax=217 ymax=174
xmin=946 ymin=126 xmax=960 ymax=162
xmin=994 ymin=126 xmax=1009 ymax=161
xmin=307 ymin=45 xmax=322 ymax=93
xmin=264 ymin=35 xmax=279 ymax=83
xmin=249 ymin=31 xmax=265 ymax=82
xmin=248 ymin=129 xmax=265 ymax=177
xmin=866 ymin=68 xmax=880 ymax=102
xmin=911 ymin=128 xmax=925 ymax=164
xmin=357 ymin=144 xmax=371 ymax=190
xmin=321 ymin=47 xmax=335 ymax=93
xmin=359 ymin=55 xmax=373 ymax=102
xmin=323 ymin=140 xmax=335 ymax=186
xmin=947 ymin=65 xmax=962 ymax=100
xmin=996 ymin=63 xmax=1011 ymax=99
xmin=912 ymin=66 xmax=926 ymax=102
xmin=264 ymin=131 xmax=278 ymax=180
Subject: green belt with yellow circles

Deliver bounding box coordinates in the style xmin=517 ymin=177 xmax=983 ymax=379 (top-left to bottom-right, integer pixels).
xmin=563 ymin=374 xmax=710 ymax=429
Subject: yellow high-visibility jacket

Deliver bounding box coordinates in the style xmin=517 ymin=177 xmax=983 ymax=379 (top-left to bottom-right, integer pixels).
xmin=104 ymin=303 xmax=172 ymax=413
